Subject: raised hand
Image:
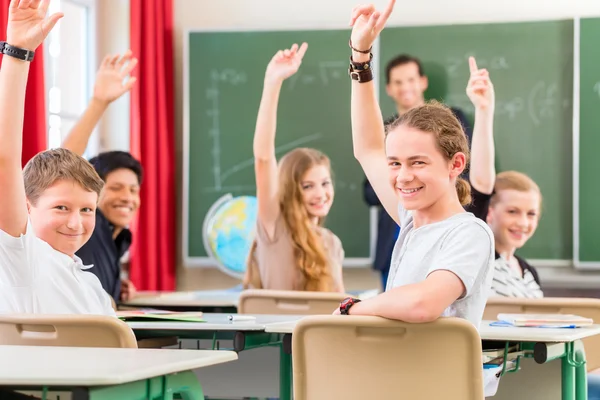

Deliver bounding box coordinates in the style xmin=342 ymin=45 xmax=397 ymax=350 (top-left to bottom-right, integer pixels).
xmin=93 ymin=50 xmax=138 ymax=104
xmin=349 ymin=0 xmax=396 ymax=52
xmin=7 ymin=0 xmax=63 ymax=51
xmin=264 ymin=43 xmax=308 ymax=84
xmin=466 ymin=57 xmax=495 ymax=111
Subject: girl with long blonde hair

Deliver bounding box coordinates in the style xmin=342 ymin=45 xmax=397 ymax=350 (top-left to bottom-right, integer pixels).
xmin=243 ymin=43 xmax=344 ymax=292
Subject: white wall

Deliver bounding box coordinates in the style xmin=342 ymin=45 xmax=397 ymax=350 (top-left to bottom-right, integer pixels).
xmin=96 ymin=0 xmax=130 ymax=152
xmin=174 ymin=0 xmax=600 ymax=31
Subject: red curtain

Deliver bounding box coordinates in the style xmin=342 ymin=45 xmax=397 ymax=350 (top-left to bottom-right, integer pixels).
xmin=0 ymin=1 xmax=48 ymax=167
xmin=129 ymin=0 xmax=176 ymax=291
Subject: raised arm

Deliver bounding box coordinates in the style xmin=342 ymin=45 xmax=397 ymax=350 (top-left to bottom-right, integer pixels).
xmin=0 ymin=0 xmax=62 ymax=237
xmin=254 ymin=43 xmax=308 ymax=239
xmin=466 ymin=57 xmax=495 ymax=194
xmin=62 ymin=50 xmax=137 ymax=156
xmin=349 ymin=0 xmax=399 ymax=224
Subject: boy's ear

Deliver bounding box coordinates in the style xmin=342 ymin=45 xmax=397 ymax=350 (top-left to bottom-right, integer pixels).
xmin=26 ymin=200 xmax=31 ymax=213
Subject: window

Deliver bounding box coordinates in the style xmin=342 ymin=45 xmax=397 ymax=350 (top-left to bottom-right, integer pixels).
xmin=45 ymin=0 xmax=97 ymax=157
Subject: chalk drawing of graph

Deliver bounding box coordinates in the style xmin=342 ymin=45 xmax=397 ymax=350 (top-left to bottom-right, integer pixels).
xmin=204 ymin=68 xmax=326 ymax=193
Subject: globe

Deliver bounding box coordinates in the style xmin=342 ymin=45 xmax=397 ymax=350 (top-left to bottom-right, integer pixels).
xmin=202 ymin=194 xmax=258 ymax=279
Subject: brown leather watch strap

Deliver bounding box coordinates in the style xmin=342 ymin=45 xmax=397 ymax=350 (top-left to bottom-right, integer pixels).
xmin=348 ymin=65 xmax=374 ymax=83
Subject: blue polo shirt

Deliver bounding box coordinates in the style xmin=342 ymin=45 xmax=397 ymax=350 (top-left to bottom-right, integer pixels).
xmin=76 ymin=210 xmax=132 ymax=302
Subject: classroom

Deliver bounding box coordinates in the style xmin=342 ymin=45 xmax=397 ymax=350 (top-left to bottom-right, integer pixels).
xmin=1 ymin=0 xmax=600 ymax=399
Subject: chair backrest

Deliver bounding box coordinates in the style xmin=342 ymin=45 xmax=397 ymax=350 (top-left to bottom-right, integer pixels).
xmin=0 ymin=314 xmax=138 ymax=348
xmin=238 ymin=289 xmax=348 ymax=315
xmin=485 ymin=296 xmax=600 ymax=371
xmin=292 ymin=315 xmax=484 ymax=400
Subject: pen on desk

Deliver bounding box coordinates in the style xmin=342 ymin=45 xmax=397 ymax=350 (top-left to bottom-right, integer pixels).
xmin=228 ymin=315 xmax=256 ymax=321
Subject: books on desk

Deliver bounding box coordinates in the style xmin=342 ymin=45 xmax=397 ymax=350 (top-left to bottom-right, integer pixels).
xmin=117 ymin=309 xmax=206 ymax=322
xmin=495 ymin=313 xmax=593 ymax=328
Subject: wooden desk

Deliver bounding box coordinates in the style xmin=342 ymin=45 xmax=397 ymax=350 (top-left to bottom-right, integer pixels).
xmin=122 ymin=290 xmax=241 ymax=312
xmin=127 ymin=313 xmax=302 ymax=334
xmin=124 ymin=288 xmax=378 ymax=313
xmin=479 ymin=322 xmax=600 ymax=343
xmin=0 ymin=345 xmax=237 ymax=400
xmin=127 ymin=313 xmax=304 ymax=400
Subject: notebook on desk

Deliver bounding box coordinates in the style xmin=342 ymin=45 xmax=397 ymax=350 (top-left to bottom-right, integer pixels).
xmin=116 ymin=309 xmax=206 ymax=322
xmin=496 ymin=313 xmax=593 ymax=328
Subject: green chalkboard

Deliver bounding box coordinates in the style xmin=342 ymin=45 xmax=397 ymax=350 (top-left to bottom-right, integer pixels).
xmin=183 ymin=29 xmax=371 ymax=264
xmin=379 ymin=20 xmax=574 ymax=261
xmin=578 ymin=17 xmax=600 ymax=264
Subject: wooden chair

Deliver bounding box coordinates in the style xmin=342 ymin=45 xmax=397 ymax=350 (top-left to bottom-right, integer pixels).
xmin=485 ymin=296 xmax=600 ymax=371
xmin=292 ymin=315 xmax=484 ymax=400
xmin=238 ymin=289 xmax=348 ymax=315
xmin=0 ymin=314 xmax=138 ymax=399
xmin=0 ymin=314 xmax=137 ymax=348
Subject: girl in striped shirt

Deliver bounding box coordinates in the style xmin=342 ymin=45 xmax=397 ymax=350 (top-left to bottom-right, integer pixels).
xmin=486 ymin=171 xmax=543 ymax=298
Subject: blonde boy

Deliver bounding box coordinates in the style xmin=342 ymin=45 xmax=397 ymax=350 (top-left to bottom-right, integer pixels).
xmin=0 ymin=0 xmax=114 ymax=316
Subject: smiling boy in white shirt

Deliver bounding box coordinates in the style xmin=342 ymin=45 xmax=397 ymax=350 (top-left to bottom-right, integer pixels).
xmin=0 ymin=0 xmax=114 ymax=316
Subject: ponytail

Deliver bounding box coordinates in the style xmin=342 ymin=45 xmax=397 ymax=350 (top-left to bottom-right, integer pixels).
xmin=456 ymin=177 xmax=472 ymax=206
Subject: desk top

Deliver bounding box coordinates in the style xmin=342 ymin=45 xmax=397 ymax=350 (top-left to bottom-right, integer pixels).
xmin=264 ymin=320 xmax=297 ymax=334
xmin=125 ymin=288 xmax=378 ymax=309
xmin=124 ymin=290 xmax=241 ymax=308
xmin=0 ymin=346 xmax=237 ymax=387
xmin=127 ymin=313 xmax=304 ymax=332
xmin=479 ymin=321 xmax=600 ymax=342
xmin=265 ymin=318 xmax=600 ymax=342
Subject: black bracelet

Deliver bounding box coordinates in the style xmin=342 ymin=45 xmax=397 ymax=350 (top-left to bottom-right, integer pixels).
xmin=348 ymin=39 xmax=372 ymax=54
xmin=0 ymin=41 xmax=34 ymax=62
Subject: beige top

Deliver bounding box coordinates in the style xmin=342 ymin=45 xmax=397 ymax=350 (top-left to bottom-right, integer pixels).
xmin=253 ymin=215 xmax=344 ymax=291
xmin=0 ymin=345 xmax=237 ymax=386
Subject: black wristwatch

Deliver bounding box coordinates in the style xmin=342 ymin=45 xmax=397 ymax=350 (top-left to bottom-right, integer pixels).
xmin=339 ymin=297 xmax=361 ymax=315
xmin=0 ymin=42 xmax=35 ymax=62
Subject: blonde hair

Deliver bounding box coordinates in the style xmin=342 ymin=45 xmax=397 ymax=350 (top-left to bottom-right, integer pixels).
xmin=244 ymin=148 xmax=335 ymax=292
xmin=388 ymin=100 xmax=471 ymax=205
xmin=23 ymin=148 xmax=104 ymax=205
xmin=490 ymin=170 xmax=542 ymax=210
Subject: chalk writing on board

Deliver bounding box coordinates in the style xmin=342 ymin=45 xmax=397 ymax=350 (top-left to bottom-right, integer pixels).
xmin=203 ymin=135 xmax=322 ymax=194
xmin=204 ymin=69 xmax=325 ymax=193
xmin=444 ymin=84 xmax=569 ymax=125
xmin=205 ymin=69 xmax=249 ymax=192
xmin=444 ymin=94 xmax=525 ymax=121
xmin=210 ymin=69 xmax=247 ymax=85
xmin=497 ymin=97 xmax=524 ymax=121
xmin=594 ymin=82 xmax=600 ymax=98
xmin=446 ymin=54 xmax=510 ymax=77
xmin=219 ymin=133 xmax=323 ymax=185
xmin=207 ymin=74 xmax=222 ymax=191
xmin=528 ymin=81 xmax=561 ymax=126
xmin=288 ymin=61 xmax=347 ymax=90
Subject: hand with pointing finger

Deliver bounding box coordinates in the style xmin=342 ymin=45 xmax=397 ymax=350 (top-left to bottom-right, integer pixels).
xmin=466 ymin=56 xmax=495 ymax=111
xmin=349 ymin=0 xmax=396 ymax=53
xmin=93 ymin=50 xmax=138 ymax=105
xmin=265 ymin=43 xmax=308 ymax=85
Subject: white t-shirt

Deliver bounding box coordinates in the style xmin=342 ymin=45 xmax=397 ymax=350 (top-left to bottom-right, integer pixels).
xmin=387 ymin=203 xmax=495 ymax=329
xmin=0 ymin=220 xmax=115 ymax=316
